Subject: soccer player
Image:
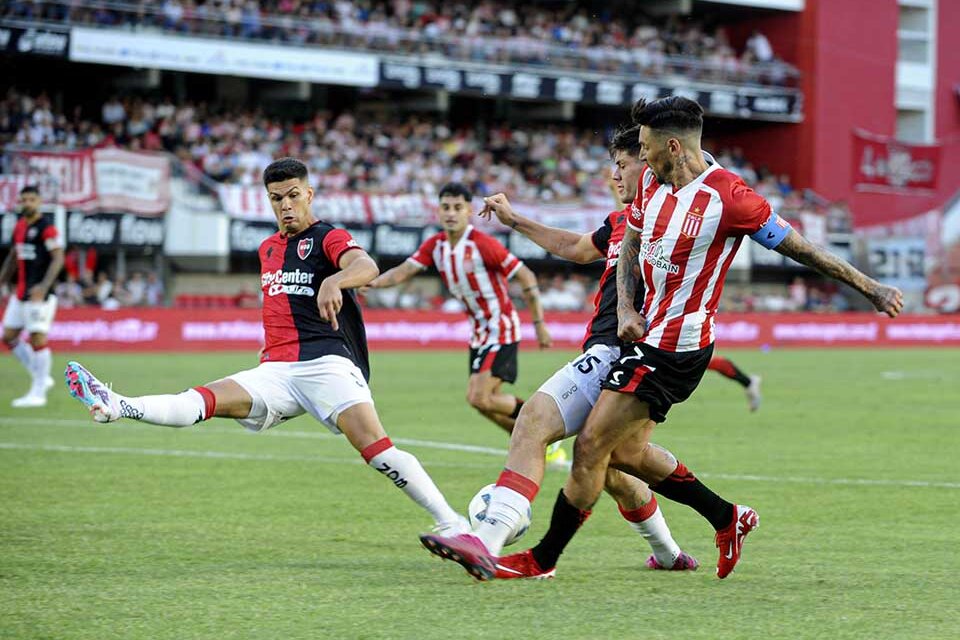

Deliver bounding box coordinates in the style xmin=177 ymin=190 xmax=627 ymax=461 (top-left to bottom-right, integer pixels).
xmin=367 ymin=182 xmax=552 ymax=437
xmin=709 ymin=356 xmax=762 ymax=412
xmin=1 ymin=185 xmax=63 ymax=408
xmin=420 ymin=124 xmax=701 ymax=577
xmin=433 ymin=97 xmax=904 ymax=581
xmin=64 ymin=158 xmax=468 ymax=536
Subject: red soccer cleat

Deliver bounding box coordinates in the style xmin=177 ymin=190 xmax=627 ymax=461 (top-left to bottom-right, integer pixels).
xmin=419 ymin=533 xmax=496 ymax=581
xmin=493 ymin=549 xmax=556 ymax=580
xmin=715 ymin=504 xmax=759 ymax=579
xmin=645 ymin=551 xmax=699 ymax=571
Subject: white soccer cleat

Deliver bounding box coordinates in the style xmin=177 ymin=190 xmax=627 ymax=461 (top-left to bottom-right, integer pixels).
xmin=64 ymin=361 xmax=121 ymax=423
xmin=745 ymin=375 xmax=762 ymax=412
xmin=11 ymin=393 xmax=47 ymax=408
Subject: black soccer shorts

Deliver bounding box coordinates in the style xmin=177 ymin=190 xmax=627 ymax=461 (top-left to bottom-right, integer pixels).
xmin=468 ymin=342 xmax=519 ymax=384
xmin=601 ymin=341 xmax=714 ymax=423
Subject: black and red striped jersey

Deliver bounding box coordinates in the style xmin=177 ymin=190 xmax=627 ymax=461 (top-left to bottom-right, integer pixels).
xmin=258 ymin=221 xmax=369 ymax=379
xmin=12 ymin=216 xmax=61 ymax=300
xmin=581 ymin=206 xmax=645 ymax=351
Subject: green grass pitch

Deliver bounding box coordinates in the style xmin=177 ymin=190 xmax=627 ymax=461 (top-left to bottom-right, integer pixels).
xmin=1 ymin=348 xmax=958 ymax=639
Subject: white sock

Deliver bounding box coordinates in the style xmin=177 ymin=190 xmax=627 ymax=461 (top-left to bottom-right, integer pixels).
xmin=11 ymin=341 xmax=35 ymax=374
xmin=624 ymin=505 xmax=681 ymax=567
xmin=363 ymin=438 xmax=460 ymax=526
xmin=121 ymin=389 xmax=209 ymax=426
xmin=30 ymin=347 xmax=52 ymax=394
xmin=475 ymin=486 xmax=531 ymax=555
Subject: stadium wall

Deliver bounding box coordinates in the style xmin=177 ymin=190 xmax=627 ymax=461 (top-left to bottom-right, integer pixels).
xmin=29 ymin=308 xmax=960 ymax=351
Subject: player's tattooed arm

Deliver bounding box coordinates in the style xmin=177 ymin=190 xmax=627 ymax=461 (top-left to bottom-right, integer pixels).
xmin=774 ymin=229 xmax=903 ymax=317
xmin=616 ymin=223 xmax=647 ymax=342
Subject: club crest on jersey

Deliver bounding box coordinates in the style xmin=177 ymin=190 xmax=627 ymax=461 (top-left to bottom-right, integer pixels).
xmin=680 ymin=207 xmax=703 ymax=238
xmin=297 ymin=237 xmax=313 ymax=261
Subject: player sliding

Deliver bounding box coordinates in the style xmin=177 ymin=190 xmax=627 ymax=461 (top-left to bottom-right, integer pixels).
xmin=367 ymin=183 xmax=562 ymax=460
xmin=64 ymin=158 xmax=469 ymax=537
xmin=421 ymin=124 xmax=707 ymax=578
xmin=425 ymin=97 xmax=903 ymax=581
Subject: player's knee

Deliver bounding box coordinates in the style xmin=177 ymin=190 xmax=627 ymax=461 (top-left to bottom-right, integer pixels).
xmin=512 ymin=404 xmax=563 ymax=448
xmin=466 ymin=390 xmax=493 ymax=412
xmin=572 ymin=433 xmax=606 ymax=469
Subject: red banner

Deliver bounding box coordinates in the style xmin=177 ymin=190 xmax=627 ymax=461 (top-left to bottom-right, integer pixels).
xmin=852 ymin=129 xmax=941 ymax=194
xmin=7 ymin=149 xmax=170 ymax=215
xmin=9 ymin=308 xmax=959 ymax=352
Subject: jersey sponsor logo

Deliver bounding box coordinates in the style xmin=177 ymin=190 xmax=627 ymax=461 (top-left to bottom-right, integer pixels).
xmin=27 ymin=227 xmax=37 ymax=240
xmin=606 ymin=240 xmax=622 ymax=268
xmin=15 ymin=243 xmax=37 ymax=260
xmin=262 ymin=268 xmax=316 ymax=297
xmin=680 ymin=207 xmax=703 ymax=238
xmin=297 ymin=237 xmax=314 ymax=261
xmin=641 ymin=239 xmax=680 ymax=275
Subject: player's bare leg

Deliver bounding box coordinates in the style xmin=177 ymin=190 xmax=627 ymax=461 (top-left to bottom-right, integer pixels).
xmin=466 ymin=372 xmax=522 ymax=433
xmin=336 ymin=402 xmax=466 ymax=531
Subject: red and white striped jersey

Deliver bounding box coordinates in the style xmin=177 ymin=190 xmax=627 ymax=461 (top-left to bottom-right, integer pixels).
xmin=628 ymin=163 xmax=772 ymax=352
xmin=408 ymin=225 xmax=523 ymax=348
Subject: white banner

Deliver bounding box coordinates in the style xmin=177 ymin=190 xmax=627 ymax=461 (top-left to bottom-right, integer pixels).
xmin=93 ymin=149 xmax=170 ymax=216
xmin=69 ymin=27 xmax=379 ymax=87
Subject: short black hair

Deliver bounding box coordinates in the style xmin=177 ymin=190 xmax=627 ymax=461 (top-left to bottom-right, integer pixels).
xmin=19 ymin=185 xmax=40 ymax=196
xmin=438 ymin=182 xmax=472 ymax=202
xmin=262 ymin=157 xmax=308 ymax=186
xmin=609 ymin=123 xmax=641 ymax=158
xmin=630 ymin=96 xmax=704 ymax=134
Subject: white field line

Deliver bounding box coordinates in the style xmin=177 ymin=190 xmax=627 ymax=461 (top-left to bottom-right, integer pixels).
xmin=2 ymin=417 xmax=959 ymax=489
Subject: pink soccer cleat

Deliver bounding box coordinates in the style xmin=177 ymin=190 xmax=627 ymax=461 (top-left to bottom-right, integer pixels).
xmin=65 ymin=361 xmax=121 ymax=423
xmin=493 ymin=549 xmax=556 ymax=580
xmin=715 ymin=504 xmax=759 ymax=579
xmin=419 ymin=533 xmax=496 ymax=581
xmin=645 ymin=551 xmax=699 ymax=571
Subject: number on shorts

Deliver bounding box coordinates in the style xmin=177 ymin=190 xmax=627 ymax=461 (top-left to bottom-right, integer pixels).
xmin=573 ymin=353 xmax=601 ymax=374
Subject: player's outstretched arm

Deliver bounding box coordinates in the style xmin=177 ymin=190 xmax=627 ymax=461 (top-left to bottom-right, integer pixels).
xmin=774 ymin=229 xmax=903 ymax=317
xmin=514 ymin=265 xmax=551 ymax=349
xmin=481 ymin=193 xmax=602 ymax=264
xmin=318 ymin=249 xmax=380 ymax=330
xmin=616 ymin=223 xmax=646 ymax=342
xmin=366 ymin=260 xmax=423 ymax=290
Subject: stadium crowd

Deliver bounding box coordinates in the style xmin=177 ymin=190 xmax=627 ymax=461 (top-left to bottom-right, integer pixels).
xmin=2 ymin=90 xmax=819 ymax=209
xmin=4 ymin=0 xmax=794 ymax=85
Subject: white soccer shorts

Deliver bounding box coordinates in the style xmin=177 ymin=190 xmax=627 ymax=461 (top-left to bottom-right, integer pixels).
xmin=228 ymin=354 xmax=374 ymax=434
xmin=537 ymin=343 xmax=621 ymax=436
xmin=2 ymin=295 xmax=58 ymax=334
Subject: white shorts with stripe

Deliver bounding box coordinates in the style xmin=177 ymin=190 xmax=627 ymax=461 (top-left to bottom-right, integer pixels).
xmin=2 ymin=295 xmax=58 ymax=334
xmin=537 ymin=343 xmax=620 ymax=437
xmin=227 ymin=355 xmax=373 ymax=433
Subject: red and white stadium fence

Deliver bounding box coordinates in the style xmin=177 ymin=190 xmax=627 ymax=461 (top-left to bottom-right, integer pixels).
xmin=23 ymin=308 xmax=960 ymax=351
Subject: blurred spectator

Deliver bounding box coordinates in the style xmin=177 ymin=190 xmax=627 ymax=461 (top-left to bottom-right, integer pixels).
xmin=145 ymin=272 xmax=165 ymax=306
xmin=125 ymin=271 xmax=148 ymax=306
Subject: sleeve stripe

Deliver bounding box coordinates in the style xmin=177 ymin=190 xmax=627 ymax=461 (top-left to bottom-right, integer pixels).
xmin=505 ymin=261 xmax=523 ymax=280
xmin=405 ymin=257 xmax=429 ymax=269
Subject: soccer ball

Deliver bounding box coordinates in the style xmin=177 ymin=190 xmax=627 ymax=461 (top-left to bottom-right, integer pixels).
xmin=468 ymin=483 xmax=531 ymax=547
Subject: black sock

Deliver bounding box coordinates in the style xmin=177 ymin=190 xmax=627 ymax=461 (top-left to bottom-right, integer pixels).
xmin=650 ymin=462 xmax=734 ymax=531
xmin=509 ymin=397 xmax=524 ymax=419
xmin=729 ymin=365 xmax=751 ymax=388
xmin=531 ymin=489 xmax=591 ymax=570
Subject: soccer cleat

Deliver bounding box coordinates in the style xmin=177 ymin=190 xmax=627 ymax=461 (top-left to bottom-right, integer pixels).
xmin=645 ymin=551 xmax=699 ymax=571
xmin=64 ymin=361 xmax=121 ymax=423
xmin=715 ymin=504 xmax=759 ymax=579
xmin=419 ymin=533 xmax=496 ymax=581
xmin=11 ymin=393 xmax=46 ymax=408
xmin=745 ymin=375 xmax=762 ymax=412
xmin=493 ymin=549 xmax=556 ymax=580
xmin=545 ymin=442 xmax=568 ymax=466
xmin=430 ymin=515 xmax=472 ymax=537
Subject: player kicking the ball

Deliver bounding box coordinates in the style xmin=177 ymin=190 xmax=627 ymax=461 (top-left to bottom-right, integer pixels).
xmin=64 ymin=157 xmax=468 ymax=537
xmin=420 ymin=124 xmax=704 ymax=578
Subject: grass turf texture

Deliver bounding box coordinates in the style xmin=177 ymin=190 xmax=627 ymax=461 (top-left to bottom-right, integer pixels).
xmin=1 ymin=349 xmax=958 ymax=640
